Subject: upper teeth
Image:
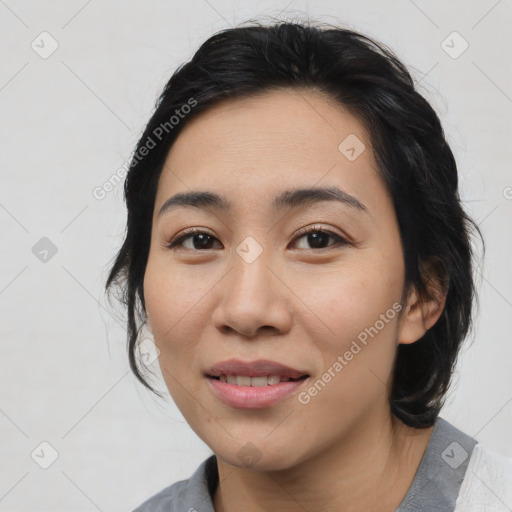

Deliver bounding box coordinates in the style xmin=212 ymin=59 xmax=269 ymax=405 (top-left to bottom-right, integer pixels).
xmin=219 ymin=375 xmax=292 ymax=386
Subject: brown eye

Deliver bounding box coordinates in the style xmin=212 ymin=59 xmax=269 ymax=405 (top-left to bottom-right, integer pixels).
xmin=291 ymin=226 xmax=350 ymax=251
xmin=166 ymin=226 xmax=350 ymax=252
xmin=167 ymin=229 xmax=222 ymax=250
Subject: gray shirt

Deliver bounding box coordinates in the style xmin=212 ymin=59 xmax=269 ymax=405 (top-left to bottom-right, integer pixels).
xmin=133 ymin=417 xmax=477 ymax=512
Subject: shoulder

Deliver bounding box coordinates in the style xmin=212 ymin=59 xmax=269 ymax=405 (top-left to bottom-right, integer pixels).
xmin=455 ymin=443 xmax=512 ymax=511
xmin=131 ymin=479 xmax=189 ymax=512
xmin=131 ymin=455 xmax=218 ymax=512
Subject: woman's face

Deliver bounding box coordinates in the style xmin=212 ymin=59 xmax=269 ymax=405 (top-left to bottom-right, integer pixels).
xmin=144 ymin=88 xmax=409 ymax=470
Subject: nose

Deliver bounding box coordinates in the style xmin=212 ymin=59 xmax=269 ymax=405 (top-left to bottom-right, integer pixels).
xmin=211 ymin=250 xmax=292 ymax=339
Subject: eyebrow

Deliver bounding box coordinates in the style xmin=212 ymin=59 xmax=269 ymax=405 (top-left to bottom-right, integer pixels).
xmin=158 ymin=186 xmax=368 ymax=218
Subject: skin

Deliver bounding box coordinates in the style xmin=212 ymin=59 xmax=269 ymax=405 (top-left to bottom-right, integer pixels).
xmin=143 ymin=88 xmax=446 ymax=512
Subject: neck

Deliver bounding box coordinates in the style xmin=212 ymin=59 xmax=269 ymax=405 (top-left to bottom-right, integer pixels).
xmin=213 ymin=411 xmax=435 ymax=512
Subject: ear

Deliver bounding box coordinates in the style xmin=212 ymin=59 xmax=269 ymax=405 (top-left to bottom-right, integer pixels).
xmin=397 ymin=260 xmax=448 ymax=345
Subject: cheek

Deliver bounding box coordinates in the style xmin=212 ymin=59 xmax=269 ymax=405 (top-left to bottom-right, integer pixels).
xmin=299 ymin=288 xmax=399 ymax=427
xmin=298 ymin=261 xmax=402 ymax=390
xmin=298 ymin=261 xmax=402 ymax=340
xmin=144 ymin=258 xmax=210 ymax=340
xmin=144 ymin=262 xmax=207 ymax=408
xmin=143 ymin=260 xmax=210 ymax=390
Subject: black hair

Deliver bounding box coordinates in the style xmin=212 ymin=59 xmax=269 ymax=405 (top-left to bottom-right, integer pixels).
xmin=105 ymin=19 xmax=484 ymax=428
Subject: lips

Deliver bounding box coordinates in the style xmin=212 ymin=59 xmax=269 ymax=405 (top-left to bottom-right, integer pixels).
xmin=206 ymin=358 xmax=310 ymax=408
xmin=206 ymin=358 xmax=309 ymax=380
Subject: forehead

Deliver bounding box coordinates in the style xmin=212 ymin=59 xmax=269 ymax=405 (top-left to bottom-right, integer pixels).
xmin=155 ymin=88 xmax=387 ymax=216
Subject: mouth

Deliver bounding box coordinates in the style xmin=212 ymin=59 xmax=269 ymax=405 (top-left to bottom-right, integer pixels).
xmin=208 ymin=374 xmax=308 ymax=386
xmin=205 ymin=359 xmax=310 ymax=408
xmin=206 ymin=358 xmax=309 ymax=382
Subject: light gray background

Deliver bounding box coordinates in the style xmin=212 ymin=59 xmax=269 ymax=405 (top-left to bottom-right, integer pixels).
xmin=1 ymin=1 xmax=511 ymax=510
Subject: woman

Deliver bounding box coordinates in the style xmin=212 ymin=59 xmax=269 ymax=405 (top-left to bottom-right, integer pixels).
xmin=105 ymin=20 xmax=512 ymax=511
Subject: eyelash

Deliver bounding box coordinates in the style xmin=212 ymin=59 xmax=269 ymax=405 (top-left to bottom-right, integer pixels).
xmin=165 ymin=224 xmax=351 ymax=252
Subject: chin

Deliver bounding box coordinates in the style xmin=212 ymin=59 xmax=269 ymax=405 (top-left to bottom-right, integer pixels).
xmin=210 ymin=435 xmax=308 ymax=472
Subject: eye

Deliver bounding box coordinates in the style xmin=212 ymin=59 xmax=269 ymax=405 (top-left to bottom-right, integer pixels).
xmin=290 ymin=225 xmax=350 ymax=251
xmin=166 ymin=228 xmax=222 ymax=251
xmin=165 ymin=225 xmax=350 ymax=251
